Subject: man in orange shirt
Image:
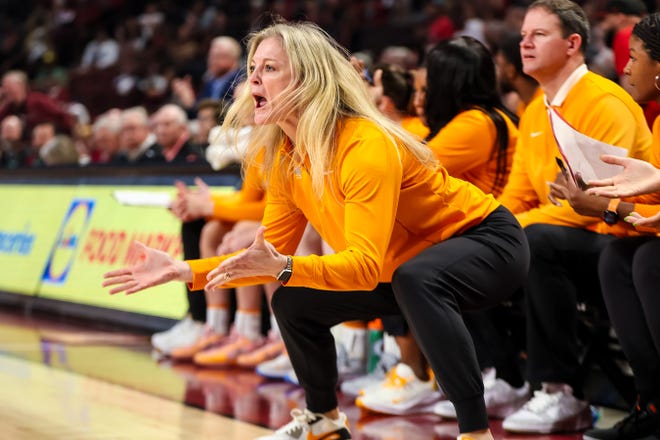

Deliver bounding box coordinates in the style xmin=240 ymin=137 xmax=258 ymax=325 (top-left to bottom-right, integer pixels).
xmin=497 ymin=0 xmax=652 ymax=434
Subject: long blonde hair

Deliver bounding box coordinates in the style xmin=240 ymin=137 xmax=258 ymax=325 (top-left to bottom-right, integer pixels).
xmin=222 ymin=20 xmax=436 ymax=197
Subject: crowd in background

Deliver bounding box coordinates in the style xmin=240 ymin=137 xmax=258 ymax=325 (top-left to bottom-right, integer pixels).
xmin=0 ymin=0 xmax=657 ymax=170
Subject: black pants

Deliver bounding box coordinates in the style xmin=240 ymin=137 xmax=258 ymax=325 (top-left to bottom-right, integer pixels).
xmin=271 ymin=206 xmax=529 ymax=433
xmin=599 ymin=236 xmax=660 ymax=403
xmin=182 ymin=219 xmax=207 ymax=322
xmin=464 ymin=301 xmax=526 ymax=388
xmin=524 ymin=224 xmax=616 ymax=392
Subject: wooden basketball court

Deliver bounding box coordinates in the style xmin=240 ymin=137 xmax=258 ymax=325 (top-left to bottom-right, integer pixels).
xmin=0 ymin=306 xmax=624 ymax=439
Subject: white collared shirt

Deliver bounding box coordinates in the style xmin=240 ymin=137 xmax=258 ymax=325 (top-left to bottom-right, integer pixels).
xmin=544 ymin=64 xmax=589 ymax=107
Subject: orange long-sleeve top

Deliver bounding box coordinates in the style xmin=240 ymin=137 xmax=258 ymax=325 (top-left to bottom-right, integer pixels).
xmin=498 ymin=71 xmax=652 ymax=233
xmin=188 ymin=117 xmax=499 ymax=291
xmin=209 ymin=159 xmax=266 ymax=222
xmin=425 ymin=109 xmax=518 ymax=198
xmin=401 ymin=115 xmax=429 ymax=139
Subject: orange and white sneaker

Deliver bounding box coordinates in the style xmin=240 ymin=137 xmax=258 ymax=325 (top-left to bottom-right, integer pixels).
xmin=194 ymin=335 xmax=265 ymax=367
xmin=170 ymin=327 xmax=228 ymax=362
xmin=256 ymin=408 xmax=352 ymax=440
xmin=236 ymin=338 xmax=285 ymax=368
xmin=355 ymin=363 xmax=442 ymax=415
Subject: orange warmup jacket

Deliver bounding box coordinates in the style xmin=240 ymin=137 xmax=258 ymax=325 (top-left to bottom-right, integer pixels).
xmin=208 ymin=159 xmax=266 ymax=223
xmin=188 ymin=117 xmax=499 ymax=291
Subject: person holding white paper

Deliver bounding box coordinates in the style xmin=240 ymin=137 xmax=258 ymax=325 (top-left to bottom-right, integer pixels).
xmin=550 ymin=13 xmax=660 ymax=439
xmin=495 ymin=0 xmax=653 ymax=435
xmin=549 ymin=9 xmax=660 ymax=231
xmin=548 ymin=106 xmax=628 ymax=187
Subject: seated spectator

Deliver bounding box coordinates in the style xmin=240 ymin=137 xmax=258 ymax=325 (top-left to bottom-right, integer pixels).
xmin=0 ymin=115 xmax=29 ymax=169
xmin=599 ymin=0 xmax=647 ymax=81
xmin=117 ymin=106 xmax=164 ymax=164
xmin=79 ymin=27 xmax=120 ymax=71
xmin=152 ymin=103 xmax=204 ymax=164
xmin=0 ymin=70 xmax=74 ymax=138
xmin=112 ymin=46 xmax=144 ymax=109
xmin=426 ymin=1 xmax=455 ymax=45
xmin=138 ymin=2 xmax=164 ymax=42
xmin=171 ymin=36 xmax=243 ymax=117
xmin=89 ymin=110 xmax=123 ymax=164
xmin=377 ymin=46 xmax=419 ymax=71
xmin=31 ymin=121 xmax=78 ymax=167
xmin=191 ymin=98 xmax=225 ymax=148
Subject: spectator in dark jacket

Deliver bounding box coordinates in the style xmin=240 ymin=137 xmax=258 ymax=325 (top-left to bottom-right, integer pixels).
xmin=171 ymin=36 xmax=243 ymax=117
xmin=0 ymin=115 xmax=29 ymax=169
xmin=0 ymin=70 xmax=74 ymax=139
xmin=152 ymin=103 xmax=204 ymax=164
xmin=116 ymin=106 xmax=164 ymax=164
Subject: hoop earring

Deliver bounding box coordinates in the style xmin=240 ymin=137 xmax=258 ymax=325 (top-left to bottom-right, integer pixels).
xmin=656 ymin=75 xmax=660 ymax=92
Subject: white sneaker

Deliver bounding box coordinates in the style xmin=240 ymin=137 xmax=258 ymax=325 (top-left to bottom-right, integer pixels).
xmin=340 ymin=352 xmax=399 ymax=396
xmin=256 ymin=353 xmax=294 ymax=380
xmin=336 ymin=339 xmax=366 ymax=378
xmin=433 ymin=368 xmax=530 ymax=419
xmin=333 ymin=324 xmax=367 ymax=378
xmin=151 ymin=317 xmax=204 ymax=355
xmin=502 ymin=385 xmax=593 ymax=433
xmin=355 ymin=363 xmax=442 ymax=415
xmin=255 ymin=346 xmax=369 ymax=386
xmin=256 ymin=408 xmax=351 ymax=440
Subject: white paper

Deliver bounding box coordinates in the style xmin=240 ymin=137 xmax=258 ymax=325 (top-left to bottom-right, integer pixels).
xmin=548 ymin=107 xmax=627 ymax=186
xmin=112 ymin=190 xmax=172 ymax=208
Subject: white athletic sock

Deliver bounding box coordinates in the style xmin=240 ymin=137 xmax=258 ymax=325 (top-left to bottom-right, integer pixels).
xmin=206 ymin=306 xmax=229 ymax=335
xmin=235 ymin=309 xmax=261 ymax=340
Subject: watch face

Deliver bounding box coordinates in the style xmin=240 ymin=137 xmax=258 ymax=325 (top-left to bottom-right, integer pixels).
xmin=603 ymin=210 xmax=618 ymax=225
xmin=277 ymin=269 xmax=292 ymax=283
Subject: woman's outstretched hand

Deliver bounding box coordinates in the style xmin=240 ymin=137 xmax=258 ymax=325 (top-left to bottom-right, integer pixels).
xmin=586 ymin=155 xmax=660 ymax=198
xmin=206 ymin=226 xmax=288 ymax=290
xmin=102 ymin=241 xmax=193 ymax=294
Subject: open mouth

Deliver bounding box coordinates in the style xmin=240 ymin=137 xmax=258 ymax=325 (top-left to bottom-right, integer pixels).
xmin=254 ymin=94 xmax=267 ymax=108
